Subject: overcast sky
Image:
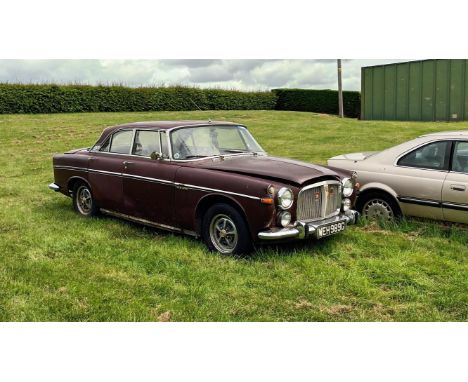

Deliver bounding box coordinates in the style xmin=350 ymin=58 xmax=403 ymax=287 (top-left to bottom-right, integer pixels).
xmin=0 ymin=59 xmax=409 ymax=91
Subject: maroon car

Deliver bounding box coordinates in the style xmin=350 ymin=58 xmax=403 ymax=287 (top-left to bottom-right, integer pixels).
xmin=49 ymin=121 xmax=359 ymax=254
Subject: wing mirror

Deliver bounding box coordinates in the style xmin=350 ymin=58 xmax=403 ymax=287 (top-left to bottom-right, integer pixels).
xmin=150 ymin=151 xmax=163 ymax=160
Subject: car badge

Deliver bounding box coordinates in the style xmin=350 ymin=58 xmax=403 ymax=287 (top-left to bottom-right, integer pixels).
xmin=314 ymin=191 xmax=320 ymax=200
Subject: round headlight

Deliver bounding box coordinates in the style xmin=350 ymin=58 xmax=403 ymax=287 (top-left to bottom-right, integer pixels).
xmin=277 ymin=187 xmax=293 ymax=209
xmin=342 ymin=198 xmax=351 ymax=212
xmin=278 ymin=211 xmax=292 ymax=227
xmin=342 ymin=178 xmax=354 ymax=197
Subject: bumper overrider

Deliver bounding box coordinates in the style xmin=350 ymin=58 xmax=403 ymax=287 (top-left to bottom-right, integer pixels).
xmin=257 ymin=210 xmax=360 ymax=240
xmin=48 ymin=183 xmax=61 ymax=191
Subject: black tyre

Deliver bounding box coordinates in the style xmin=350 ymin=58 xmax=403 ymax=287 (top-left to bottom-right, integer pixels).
xmin=356 ymin=191 xmax=401 ymax=222
xmin=202 ymin=203 xmax=253 ymax=255
xmin=72 ymin=181 xmax=99 ymax=217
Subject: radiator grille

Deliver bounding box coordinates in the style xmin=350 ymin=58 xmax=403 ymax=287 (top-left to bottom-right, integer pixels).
xmin=296 ymin=182 xmax=341 ymax=221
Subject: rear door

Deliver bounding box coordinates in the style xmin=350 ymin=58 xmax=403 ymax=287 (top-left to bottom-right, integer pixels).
xmin=442 ymin=141 xmax=468 ymax=223
xmin=88 ymin=129 xmax=133 ymax=212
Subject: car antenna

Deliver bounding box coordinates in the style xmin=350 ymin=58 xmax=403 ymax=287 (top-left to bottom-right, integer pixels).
xmin=189 ymin=98 xmax=212 ymax=123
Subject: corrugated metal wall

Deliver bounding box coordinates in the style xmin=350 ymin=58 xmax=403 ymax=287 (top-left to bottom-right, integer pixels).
xmin=361 ymin=59 xmax=468 ymax=121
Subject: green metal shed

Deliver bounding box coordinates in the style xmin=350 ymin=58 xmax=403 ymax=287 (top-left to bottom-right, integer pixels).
xmin=361 ymin=59 xmax=468 ymax=121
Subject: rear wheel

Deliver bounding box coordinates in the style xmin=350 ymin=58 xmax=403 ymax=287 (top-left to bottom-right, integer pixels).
xmin=357 ymin=192 xmax=400 ymax=222
xmin=72 ymin=182 xmax=99 ymax=217
xmin=202 ymin=203 xmax=253 ymax=255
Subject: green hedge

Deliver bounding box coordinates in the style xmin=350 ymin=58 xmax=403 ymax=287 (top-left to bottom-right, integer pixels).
xmin=0 ymin=84 xmax=277 ymax=114
xmin=0 ymin=84 xmax=362 ymax=117
xmin=273 ymin=88 xmax=361 ymax=118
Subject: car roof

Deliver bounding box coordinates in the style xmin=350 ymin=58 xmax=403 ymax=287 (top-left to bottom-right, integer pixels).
xmin=95 ymin=120 xmax=243 ymax=146
xmin=420 ymin=130 xmax=468 ymax=138
xmin=111 ymin=120 xmax=240 ymax=130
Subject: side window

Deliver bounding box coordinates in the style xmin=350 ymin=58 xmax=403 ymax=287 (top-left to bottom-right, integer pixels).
xmin=452 ymin=141 xmax=468 ymax=173
xmin=132 ymin=130 xmax=161 ymax=157
xmin=397 ymin=141 xmax=451 ymax=170
xmin=99 ymin=138 xmax=110 ymax=152
xmin=110 ymin=130 xmax=133 ymax=154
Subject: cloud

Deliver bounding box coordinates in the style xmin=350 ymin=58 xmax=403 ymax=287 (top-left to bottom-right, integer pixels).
xmin=0 ymin=59 xmax=410 ymax=90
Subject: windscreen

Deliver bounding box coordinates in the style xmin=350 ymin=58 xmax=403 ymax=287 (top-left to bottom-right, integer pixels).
xmin=170 ymin=125 xmax=264 ymax=160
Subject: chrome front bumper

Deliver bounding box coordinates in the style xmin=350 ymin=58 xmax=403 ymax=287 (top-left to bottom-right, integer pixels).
xmin=48 ymin=183 xmax=60 ymax=192
xmin=257 ymin=210 xmax=359 ymax=241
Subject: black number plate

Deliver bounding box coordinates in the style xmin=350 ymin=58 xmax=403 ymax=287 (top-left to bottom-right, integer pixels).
xmin=316 ymin=221 xmax=346 ymax=238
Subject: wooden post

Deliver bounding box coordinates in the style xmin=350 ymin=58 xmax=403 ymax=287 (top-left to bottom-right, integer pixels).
xmin=337 ymin=59 xmax=344 ymax=118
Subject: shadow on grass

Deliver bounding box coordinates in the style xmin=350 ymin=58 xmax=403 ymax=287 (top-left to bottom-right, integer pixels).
xmin=360 ymin=216 xmax=468 ymax=246
xmin=34 ymin=197 xmax=468 ymax=260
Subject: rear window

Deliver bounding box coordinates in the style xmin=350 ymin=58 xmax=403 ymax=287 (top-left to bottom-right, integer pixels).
xmin=397 ymin=141 xmax=451 ymax=171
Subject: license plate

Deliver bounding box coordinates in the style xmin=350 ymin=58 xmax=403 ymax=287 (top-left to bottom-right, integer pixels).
xmin=316 ymin=221 xmax=346 ymax=238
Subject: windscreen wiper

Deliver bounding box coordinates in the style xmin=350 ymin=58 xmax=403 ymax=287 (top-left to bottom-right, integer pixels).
xmin=184 ymin=155 xmax=208 ymax=159
xmin=222 ymin=149 xmax=249 ymax=154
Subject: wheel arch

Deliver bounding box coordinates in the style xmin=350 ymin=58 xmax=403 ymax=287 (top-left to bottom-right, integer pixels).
xmin=356 ymin=183 xmax=402 ymax=215
xmin=67 ymin=176 xmax=91 ymax=196
xmin=194 ymin=193 xmax=250 ymax=237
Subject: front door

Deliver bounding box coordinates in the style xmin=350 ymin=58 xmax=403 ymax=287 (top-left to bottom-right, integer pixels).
xmin=391 ymin=140 xmax=451 ymax=220
xmin=442 ymin=141 xmax=468 ymax=224
xmin=122 ymin=130 xmax=179 ymax=226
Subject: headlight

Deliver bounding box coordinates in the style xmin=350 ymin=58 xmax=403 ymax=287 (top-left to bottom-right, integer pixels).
xmin=278 ymin=211 xmax=292 ymax=227
xmin=342 ymin=178 xmax=354 ymax=197
xmin=342 ymin=198 xmax=351 ymax=211
xmin=277 ymin=187 xmax=293 ymax=209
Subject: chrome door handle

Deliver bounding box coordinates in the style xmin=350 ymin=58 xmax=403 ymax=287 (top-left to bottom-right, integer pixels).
xmin=123 ymin=161 xmax=133 ymax=169
xmin=450 ymin=184 xmax=466 ymax=191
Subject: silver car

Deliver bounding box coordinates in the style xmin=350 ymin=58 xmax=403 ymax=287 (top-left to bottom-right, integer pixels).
xmin=328 ymin=131 xmax=468 ymax=224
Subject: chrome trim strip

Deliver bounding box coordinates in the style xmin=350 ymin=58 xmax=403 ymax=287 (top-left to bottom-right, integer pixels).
xmin=174 ymin=182 xmax=261 ymax=200
xmin=397 ymin=196 xmax=441 ymax=207
xmin=53 ymin=165 xmax=86 ymax=171
xmin=397 ymin=196 xmax=468 ymax=211
xmin=100 ymin=209 xmax=198 ymax=237
xmin=125 ymin=173 xmax=174 ymax=186
xmin=53 ymin=165 xmax=261 ymax=200
xmin=88 ymin=168 xmax=122 ymax=177
xmin=441 ymin=202 xmax=468 ymax=211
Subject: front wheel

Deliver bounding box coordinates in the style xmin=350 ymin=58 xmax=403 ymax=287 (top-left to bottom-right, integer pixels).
xmin=72 ymin=182 xmax=99 ymax=217
xmin=357 ymin=192 xmax=400 ymax=222
xmin=202 ymin=203 xmax=253 ymax=255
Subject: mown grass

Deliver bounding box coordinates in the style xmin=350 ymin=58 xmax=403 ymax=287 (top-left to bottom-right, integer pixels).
xmin=0 ymin=110 xmax=467 ymax=321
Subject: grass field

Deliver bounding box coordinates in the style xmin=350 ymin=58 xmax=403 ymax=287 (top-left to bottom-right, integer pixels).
xmin=0 ymin=110 xmax=467 ymax=321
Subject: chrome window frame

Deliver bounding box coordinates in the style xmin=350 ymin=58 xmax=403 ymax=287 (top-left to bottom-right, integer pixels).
xmin=131 ymin=129 xmax=162 ymax=157
xmin=90 ymin=128 xmax=171 ymax=161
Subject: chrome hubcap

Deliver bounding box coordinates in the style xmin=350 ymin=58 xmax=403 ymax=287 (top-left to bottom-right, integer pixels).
xmin=77 ymin=186 xmax=92 ymax=214
xmin=209 ymin=214 xmax=238 ymax=254
xmin=363 ymin=198 xmax=394 ymax=221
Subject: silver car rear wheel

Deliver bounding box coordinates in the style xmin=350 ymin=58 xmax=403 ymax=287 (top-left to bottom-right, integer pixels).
xmin=363 ymin=198 xmax=394 ymax=221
